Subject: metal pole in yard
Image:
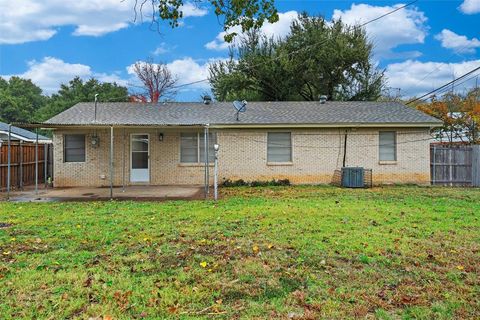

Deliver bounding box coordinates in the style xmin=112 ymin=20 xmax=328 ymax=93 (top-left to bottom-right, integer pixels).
xmin=203 ymin=125 xmax=208 ymax=199
xmin=7 ymin=124 xmax=12 ymax=199
xmin=214 ymin=144 xmax=219 ymax=201
xmin=206 ymin=125 xmax=210 ymax=195
xmin=35 ymin=129 xmax=39 ymax=195
xmin=44 ymin=143 xmax=48 ymax=188
xmin=19 ymin=141 xmax=23 ymax=190
xmin=122 ymin=128 xmax=125 ymax=192
xmin=110 ymin=126 xmax=114 ymax=199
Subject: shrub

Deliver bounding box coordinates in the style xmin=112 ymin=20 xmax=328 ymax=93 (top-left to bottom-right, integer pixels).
xmin=221 ymin=178 xmax=291 ymax=187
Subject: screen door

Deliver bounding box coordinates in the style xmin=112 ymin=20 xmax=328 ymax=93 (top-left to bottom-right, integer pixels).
xmin=130 ymin=134 xmax=149 ymax=182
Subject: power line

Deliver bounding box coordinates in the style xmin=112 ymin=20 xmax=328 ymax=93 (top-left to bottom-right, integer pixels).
xmin=416 ymin=45 xmax=471 ymax=84
xmin=406 ymin=65 xmax=480 ymax=105
xmin=165 ymin=0 xmax=418 ymax=90
xmin=413 ymin=71 xmax=480 ymax=102
xmin=223 ymin=134 xmax=435 ymax=150
xmin=220 ymin=130 xmax=434 ymax=137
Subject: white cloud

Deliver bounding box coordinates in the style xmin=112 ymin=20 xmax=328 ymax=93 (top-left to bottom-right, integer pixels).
xmin=385 ymin=59 xmax=480 ymax=97
xmin=151 ymin=42 xmax=174 ymax=55
xmin=459 ymin=0 xmax=480 ymax=14
xmin=205 ymin=11 xmax=298 ymax=50
xmin=435 ymin=29 xmax=480 ymax=53
xmin=332 ymin=3 xmax=428 ymax=59
xmin=179 ymin=2 xmax=208 ymax=17
xmin=0 ymin=0 xmax=207 ymax=44
xmin=1 ymin=57 xmax=128 ymax=94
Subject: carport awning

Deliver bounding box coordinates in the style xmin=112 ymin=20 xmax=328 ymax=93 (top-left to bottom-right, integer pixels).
xmin=11 ymin=122 xmax=208 ymax=129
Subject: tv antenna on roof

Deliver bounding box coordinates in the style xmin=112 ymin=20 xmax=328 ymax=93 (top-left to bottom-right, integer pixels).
xmin=233 ymin=100 xmax=247 ymax=121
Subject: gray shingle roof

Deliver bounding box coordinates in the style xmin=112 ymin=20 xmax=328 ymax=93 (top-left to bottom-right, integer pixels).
xmin=44 ymin=101 xmax=442 ymax=127
xmin=0 ymin=121 xmax=50 ymax=141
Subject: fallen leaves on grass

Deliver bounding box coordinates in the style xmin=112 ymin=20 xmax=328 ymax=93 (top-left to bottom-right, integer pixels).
xmin=113 ymin=290 xmax=132 ymax=311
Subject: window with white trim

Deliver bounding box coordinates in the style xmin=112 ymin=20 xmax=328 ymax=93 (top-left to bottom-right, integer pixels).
xmin=379 ymin=131 xmax=396 ymax=161
xmin=267 ymin=132 xmax=292 ymax=162
xmin=64 ymin=134 xmax=86 ymax=162
xmin=180 ymin=132 xmax=217 ymax=163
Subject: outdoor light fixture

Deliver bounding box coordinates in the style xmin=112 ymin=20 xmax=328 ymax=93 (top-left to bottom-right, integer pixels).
xmin=159 ymin=133 xmax=164 ymax=141
xmin=91 ymin=135 xmax=100 ymax=147
xmin=214 ymin=143 xmax=219 ymax=151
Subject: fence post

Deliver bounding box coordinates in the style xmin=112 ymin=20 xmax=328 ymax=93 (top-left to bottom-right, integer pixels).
xmin=449 ymin=147 xmax=453 ymax=186
xmin=472 ymin=145 xmax=480 ymax=187
xmin=432 ymin=145 xmax=436 ymax=185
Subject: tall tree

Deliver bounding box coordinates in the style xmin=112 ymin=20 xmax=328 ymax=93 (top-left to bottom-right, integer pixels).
xmin=417 ymin=89 xmax=480 ymax=144
xmin=35 ymin=77 xmax=129 ymax=121
xmin=135 ymin=0 xmax=278 ymax=43
xmin=0 ymin=76 xmax=46 ymax=123
xmin=209 ymin=14 xmax=385 ymax=102
xmin=132 ymin=59 xmax=177 ymax=102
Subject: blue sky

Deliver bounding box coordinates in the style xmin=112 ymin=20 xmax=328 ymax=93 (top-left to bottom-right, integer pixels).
xmin=0 ymin=0 xmax=479 ymax=101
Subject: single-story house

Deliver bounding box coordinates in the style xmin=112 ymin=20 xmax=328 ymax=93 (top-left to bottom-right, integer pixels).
xmin=0 ymin=121 xmax=51 ymax=144
xmin=43 ymin=101 xmax=442 ymax=187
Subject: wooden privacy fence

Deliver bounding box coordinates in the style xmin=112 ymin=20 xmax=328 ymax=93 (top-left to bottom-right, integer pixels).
xmin=430 ymin=144 xmax=480 ymax=187
xmin=0 ymin=143 xmax=53 ymax=191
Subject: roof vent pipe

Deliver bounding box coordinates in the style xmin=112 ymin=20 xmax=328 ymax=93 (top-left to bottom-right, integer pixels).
xmin=94 ymin=93 xmax=99 ymax=122
xmin=203 ymin=95 xmax=212 ymax=105
xmin=319 ymin=95 xmax=327 ymax=104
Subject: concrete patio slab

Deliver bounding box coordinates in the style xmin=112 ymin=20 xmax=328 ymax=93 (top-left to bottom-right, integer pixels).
xmin=1 ymin=185 xmax=204 ymax=202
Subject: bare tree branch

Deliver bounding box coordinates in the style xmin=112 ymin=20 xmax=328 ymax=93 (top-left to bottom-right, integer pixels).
xmin=132 ymin=58 xmax=178 ymax=102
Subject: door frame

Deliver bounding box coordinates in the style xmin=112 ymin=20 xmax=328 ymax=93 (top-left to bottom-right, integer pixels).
xmin=130 ymin=133 xmax=150 ymax=183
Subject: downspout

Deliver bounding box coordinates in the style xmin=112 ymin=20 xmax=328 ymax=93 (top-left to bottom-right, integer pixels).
xmin=342 ymin=129 xmax=348 ymax=168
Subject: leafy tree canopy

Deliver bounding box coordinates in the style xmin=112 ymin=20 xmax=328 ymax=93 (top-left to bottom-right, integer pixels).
xmin=137 ymin=0 xmax=278 ymax=42
xmin=209 ymin=14 xmax=385 ymax=102
xmin=35 ymin=77 xmax=129 ymax=122
xmin=417 ymin=88 xmax=480 ymax=144
xmin=0 ymin=77 xmax=46 ymax=123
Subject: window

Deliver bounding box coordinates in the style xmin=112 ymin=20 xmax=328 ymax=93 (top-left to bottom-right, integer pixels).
xmin=267 ymin=132 xmax=292 ymax=162
xmin=180 ymin=132 xmax=216 ymax=163
xmin=379 ymin=131 xmax=396 ymax=161
xmin=64 ymin=134 xmax=85 ymax=162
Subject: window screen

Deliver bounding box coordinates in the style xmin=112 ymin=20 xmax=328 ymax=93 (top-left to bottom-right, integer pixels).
xmin=180 ymin=133 xmax=198 ymax=163
xmin=379 ymin=131 xmax=396 ymax=161
xmin=180 ymin=132 xmax=217 ymax=163
xmin=64 ymin=134 xmax=85 ymax=162
xmin=267 ymin=132 xmax=292 ymax=162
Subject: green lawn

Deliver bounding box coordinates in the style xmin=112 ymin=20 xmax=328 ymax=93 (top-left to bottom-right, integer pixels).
xmin=0 ymin=186 xmax=479 ymax=319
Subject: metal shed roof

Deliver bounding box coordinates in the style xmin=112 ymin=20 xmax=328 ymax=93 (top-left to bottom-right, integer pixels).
xmin=0 ymin=121 xmax=51 ymax=142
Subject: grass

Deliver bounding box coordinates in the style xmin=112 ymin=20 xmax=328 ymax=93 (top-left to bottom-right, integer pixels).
xmin=0 ymin=186 xmax=479 ymax=319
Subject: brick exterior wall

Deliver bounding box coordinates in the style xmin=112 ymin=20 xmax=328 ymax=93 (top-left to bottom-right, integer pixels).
xmin=52 ymin=127 xmax=431 ymax=187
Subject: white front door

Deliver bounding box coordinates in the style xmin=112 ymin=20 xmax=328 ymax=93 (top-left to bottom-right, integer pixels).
xmin=130 ymin=134 xmax=150 ymax=182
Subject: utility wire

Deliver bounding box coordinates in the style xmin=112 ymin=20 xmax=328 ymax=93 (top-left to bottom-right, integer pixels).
xmin=160 ymin=0 xmax=418 ymax=90
xmin=223 ymin=134 xmax=435 ymax=150
xmin=406 ymin=65 xmax=480 ymax=105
